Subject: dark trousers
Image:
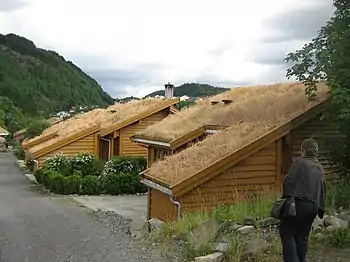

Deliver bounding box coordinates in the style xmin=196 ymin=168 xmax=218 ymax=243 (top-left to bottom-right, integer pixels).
xmin=279 ymin=198 xmax=318 ymax=262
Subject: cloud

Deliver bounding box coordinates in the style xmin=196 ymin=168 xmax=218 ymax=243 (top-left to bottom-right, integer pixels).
xmin=262 ymin=1 xmax=334 ymax=43
xmin=0 ymin=0 xmax=27 ymax=12
xmin=0 ymin=0 xmax=336 ymax=98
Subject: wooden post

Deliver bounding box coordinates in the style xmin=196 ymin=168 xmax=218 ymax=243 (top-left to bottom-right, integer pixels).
xmin=276 ymin=139 xmax=282 ymax=189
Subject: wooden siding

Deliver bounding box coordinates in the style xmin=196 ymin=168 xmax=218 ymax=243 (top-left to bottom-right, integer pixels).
xmin=149 ymin=188 xmax=177 ymax=221
xmin=178 ymin=142 xmax=277 ymax=214
xmin=290 ymin=113 xmax=341 ymax=180
xmin=37 ymin=134 xmax=95 ymax=167
xmin=119 ymin=109 xmax=170 ymax=157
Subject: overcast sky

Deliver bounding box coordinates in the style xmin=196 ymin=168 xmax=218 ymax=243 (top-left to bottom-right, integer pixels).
xmin=0 ymin=0 xmax=334 ymax=98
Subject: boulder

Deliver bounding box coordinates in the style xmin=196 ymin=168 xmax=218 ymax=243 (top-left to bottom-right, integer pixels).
xmin=241 ymin=238 xmax=268 ymax=259
xmin=213 ymin=242 xmax=229 ymax=253
xmin=323 ymin=215 xmax=348 ymax=229
xmin=195 ymin=252 xmax=224 ymax=262
xmin=244 ymin=216 xmax=256 ymax=226
xmin=256 ymin=217 xmax=280 ymax=228
xmin=148 ymin=218 xmax=164 ymax=231
xmin=236 ymin=225 xmax=254 ymax=234
xmin=129 ymin=218 xmax=150 ymax=239
xmin=189 ymin=218 xmax=220 ymax=251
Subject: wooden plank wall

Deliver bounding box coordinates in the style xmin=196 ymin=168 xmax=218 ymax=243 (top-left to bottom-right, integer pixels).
xmin=179 ymin=142 xmax=277 ymax=214
xmin=149 ymin=188 xmax=177 ymax=221
xmin=37 ymin=134 xmax=95 ymax=166
xmin=290 ymin=113 xmax=341 ymax=180
xmin=119 ymin=109 xmax=170 ymax=157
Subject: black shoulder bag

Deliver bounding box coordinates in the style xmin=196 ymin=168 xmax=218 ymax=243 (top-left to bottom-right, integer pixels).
xmin=271 ymin=195 xmax=296 ymax=219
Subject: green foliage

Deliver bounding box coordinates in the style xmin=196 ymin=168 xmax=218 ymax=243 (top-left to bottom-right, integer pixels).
xmin=212 ymin=193 xmax=274 ymax=223
xmin=25 ymin=118 xmax=50 ymax=139
xmin=285 ymin=0 xmax=350 ymax=174
xmin=176 ymin=100 xmax=196 ymax=110
xmin=62 ymin=175 xmax=82 ymax=194
xmin=43 ymin=153 xmax=73 ymax=176
xmin=101 ymin=173 xmax=142 ymax=195
xmin=102 ymin=156 xmax=147 ymax=176
xmin=0 ymin=96 xmax=28 ymax=133
xmin=81 ymin=175 xmax=101 ymax=195
xmin=12 ymin=141 xmax=25 ymax=160
xmin=326 ymin=178 xmax=350 ymax=210
xmin=144 ymin=83 xmax=228 ymax=98
xmin=36 ymin=154 xmax=146 ymax=195
xmin=325 ymin=228 xmax=350 ymax=248
xmin=0 ymin=33 xmax=114 ymax=118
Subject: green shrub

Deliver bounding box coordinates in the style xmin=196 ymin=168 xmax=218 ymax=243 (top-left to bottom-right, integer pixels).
xmin=34 ymin=167 xmax=52 ymax=186
xmin=62 ymin=175 xmax=82 ymax=194
xmin=43 ymin=153 xmax=73 ymax=176
xmin=70 ymin=152 xmax=103 ymax=176
xmin=326 ymin=178 xmax=350 ymax=210
xmin=101 ymin=172 xmax=144 ymax=195
xmin=13 ymin=143 xmax=25 ymax=160
xmin=81 ymin=175 xmax=101 ymax=195
xmin=25 ymin=118 xmax=50 ymax=139
xmin=46 ymin=171 xmax=65 ymax=194
xmin=102 ymin=156 xmax=147 ymax=176
xmin=325 ymin=228 xmax=350 ymax=248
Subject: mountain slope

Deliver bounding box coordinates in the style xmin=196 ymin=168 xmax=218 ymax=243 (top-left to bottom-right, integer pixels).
xmin=144 ymin=83 xmax=229 ymax=98
xmin=0 ymin=33 xmax=114 ymax=116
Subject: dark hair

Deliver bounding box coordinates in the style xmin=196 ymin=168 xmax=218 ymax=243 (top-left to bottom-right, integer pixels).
xmin=301 ymin=138 xmax=319 ymax=157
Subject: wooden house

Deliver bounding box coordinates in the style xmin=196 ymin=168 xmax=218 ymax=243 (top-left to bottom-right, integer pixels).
xmin=131 ymin=89 xmax=256 ymax=167
xmin=138 ymin=82 xmax=341 ymax=221
xmin=22 ymin=97 xmax=179 ymax=170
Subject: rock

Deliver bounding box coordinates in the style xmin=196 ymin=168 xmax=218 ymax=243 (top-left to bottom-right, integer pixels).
xmin=336 ymin=211 xmax=350 ymax=223
xmin=213 ymin=242 xmax=229 ymax=253
xmin=242 ymin=238 xmax=268 ymax=258
xmin=129 ymin=218 xmax=149 ymax=238
xmin=236 ymin=225 xmax=254 ymax=234
xmin=312 ymin=216 xmax=324 ymax=229
xmin=148 ymin=218 xmax=164 ymax=231
xmin=189 ymin=218 xmax=220 ymax=251
xmin=244 ymin=216 xmax=256 ymax=226
xmin=326 ymin=225 xmax=335 ymax=232
xmin=324 ymin=215 xmax=348 ymax=229
xmin=314 ymin=233 xmax=324 ymax=241
xmin=256 ymin=217 xmax=280 ymax=228
xmin=195 ymin=252 xmax=224 ymax=262
xmin=313 ymin=226 xmax=323 ymax=234
xmin=230 ymin=223 xmax=243 ymax=231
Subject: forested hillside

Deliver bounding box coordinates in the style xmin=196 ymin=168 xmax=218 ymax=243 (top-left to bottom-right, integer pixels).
xmin=0 ymin=33 xmax=114 ymax=117
xmin=144 ymin=83 xmax=229 ymax=98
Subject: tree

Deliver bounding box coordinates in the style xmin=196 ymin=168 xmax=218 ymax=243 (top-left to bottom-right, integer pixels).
xmin=285 ymin=0 xmax=350 ymax=174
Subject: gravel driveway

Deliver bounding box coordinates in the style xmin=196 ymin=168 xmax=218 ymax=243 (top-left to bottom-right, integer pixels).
xmin=0 ymin=153 xmax=154 ymax=262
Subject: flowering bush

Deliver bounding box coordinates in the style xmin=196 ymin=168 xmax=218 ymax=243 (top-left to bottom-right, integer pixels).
xmin=101 ymin=156 xmax=147 ymax=177
xmin=43 ymin=153 xmax=72 ymax=176
xmin=35 ymin=155 xmax=147 ymax=195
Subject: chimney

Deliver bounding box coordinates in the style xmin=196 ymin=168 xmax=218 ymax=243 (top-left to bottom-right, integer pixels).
xmin=164 ymin=82 xmax=174 ymax=99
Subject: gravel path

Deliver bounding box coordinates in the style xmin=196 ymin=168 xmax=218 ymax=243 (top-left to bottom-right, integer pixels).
xmin=0 ymin=153 xmax=155 ymax=262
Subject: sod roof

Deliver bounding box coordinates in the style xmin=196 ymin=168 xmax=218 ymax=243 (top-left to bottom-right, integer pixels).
xmin=25 ymin=98 xmax=177 ymax=155
xmin=144 ymin=82 xmax=329 ymax=186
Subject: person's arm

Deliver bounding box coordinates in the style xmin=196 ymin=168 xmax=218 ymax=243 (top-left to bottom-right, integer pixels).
xmin=318 ymin=179 xmax=326 ymax=219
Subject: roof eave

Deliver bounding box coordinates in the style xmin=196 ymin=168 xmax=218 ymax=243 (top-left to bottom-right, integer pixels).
xmin=131 ymin=137 xmax=172 ymax=148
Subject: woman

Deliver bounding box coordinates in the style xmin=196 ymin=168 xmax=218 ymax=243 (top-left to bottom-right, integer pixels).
xmin=279 ymin=138 xmax=326 ymax=262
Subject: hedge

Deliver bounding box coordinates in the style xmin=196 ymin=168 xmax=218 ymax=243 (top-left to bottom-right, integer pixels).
xmin=35 ymin=154 xmax=148 ymax=195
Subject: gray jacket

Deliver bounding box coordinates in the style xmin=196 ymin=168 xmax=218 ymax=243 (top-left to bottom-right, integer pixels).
xmin=282 ymin=156 xmax=326 ymax=218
